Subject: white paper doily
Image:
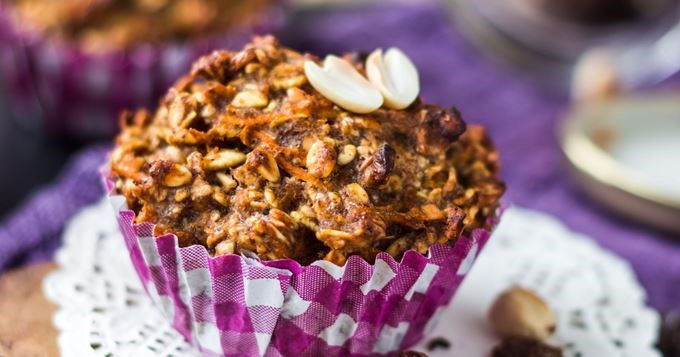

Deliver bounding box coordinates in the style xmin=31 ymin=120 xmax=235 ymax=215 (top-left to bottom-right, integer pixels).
xmin=44 ymin=199 xmax=661 ymax=356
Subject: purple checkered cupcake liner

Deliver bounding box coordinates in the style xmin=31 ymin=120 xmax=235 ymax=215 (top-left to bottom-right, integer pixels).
xmin=0 ymin=3 xmax=285 ymax=139
xmin=105 ymin=177 xmax=496 ymax=356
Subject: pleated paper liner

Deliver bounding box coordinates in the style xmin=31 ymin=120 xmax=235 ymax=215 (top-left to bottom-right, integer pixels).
xmin=105 ymin=175 xmax=497 ymax=356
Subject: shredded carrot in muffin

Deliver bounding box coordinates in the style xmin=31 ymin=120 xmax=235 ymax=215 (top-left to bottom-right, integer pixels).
xmin=110 ymin=36 xmax=505 ymax=265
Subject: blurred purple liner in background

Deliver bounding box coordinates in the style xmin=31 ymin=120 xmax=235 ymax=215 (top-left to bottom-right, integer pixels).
xmin=0 ymin=2 xmax=285 ymax=140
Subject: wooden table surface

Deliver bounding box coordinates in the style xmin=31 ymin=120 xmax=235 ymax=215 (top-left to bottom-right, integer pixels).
xmin=0 ymin=262 xmax=59 ymax=357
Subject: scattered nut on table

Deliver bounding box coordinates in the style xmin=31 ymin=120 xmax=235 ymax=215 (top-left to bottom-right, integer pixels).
xmin=659 ymin=311 xmax=680 ymax=357
xmin=399 ymin=351 xmax=427 ymax=357
xmin=488 ymin=286 xmax=556 ymax=341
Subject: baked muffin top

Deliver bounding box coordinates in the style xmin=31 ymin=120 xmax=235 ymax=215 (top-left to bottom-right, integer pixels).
xmin=110 ymin=36 xmax=505 ymax=265
xmin=5 ymin=0 xmax=274 ymax=51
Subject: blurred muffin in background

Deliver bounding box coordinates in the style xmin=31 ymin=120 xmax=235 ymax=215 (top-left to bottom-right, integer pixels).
xmin=8 ymin=0 xmax=275 ymax=52
xmin=0 ymin=0 xmax=284 ymax=139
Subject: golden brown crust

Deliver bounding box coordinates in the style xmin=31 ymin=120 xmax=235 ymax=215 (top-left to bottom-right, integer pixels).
xmin=110 ymin=36 xmax=505 ymax=265
xmin=6 ymin=0 xmax=275 ymax=51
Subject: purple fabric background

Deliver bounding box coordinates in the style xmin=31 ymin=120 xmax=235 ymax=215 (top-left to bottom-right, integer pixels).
xmin=1 ymin=4 xmax=678 ymax=313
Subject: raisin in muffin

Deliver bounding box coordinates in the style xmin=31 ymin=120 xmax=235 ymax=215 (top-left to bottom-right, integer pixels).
xmin=6 ymin=0 xmax=276 ymax=51
xmin=110 ymin=36 xmax=505 ymax=265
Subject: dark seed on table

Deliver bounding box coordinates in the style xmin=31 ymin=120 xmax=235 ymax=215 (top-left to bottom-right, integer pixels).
xmin=426 ymin=337 xmax=451 ymax=351
xmin=492 ymin=337 xmax=563 ymax=357
xmin=659 ymin=311 xmax=680 ymax=357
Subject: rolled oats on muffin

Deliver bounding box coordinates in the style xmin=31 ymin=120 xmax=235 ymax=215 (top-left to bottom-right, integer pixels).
xmin=106 ymin=35 xmax=504 ymax=355
xmin=110 ymin=35 xmax=505 ymax=266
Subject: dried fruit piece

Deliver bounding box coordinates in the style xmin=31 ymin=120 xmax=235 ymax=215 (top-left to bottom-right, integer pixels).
xmin=366 ymin=48 xmax=420 ymax=110
xmin=304 ymin=56 xmax=383 ymax=113
xmin=361 ymin=143 xmax=396 ymax=187
xmin=489 ymin=286 xmax=557 ymax=341
xmin=416 ymin=105 xmax=466 ymax=155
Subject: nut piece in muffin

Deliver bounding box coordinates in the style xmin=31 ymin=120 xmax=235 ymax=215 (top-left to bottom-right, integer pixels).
xmin=110 ymin=36 xmax=505 ymax=265
xmin=6 ymin=0 xmax=276 ymax=51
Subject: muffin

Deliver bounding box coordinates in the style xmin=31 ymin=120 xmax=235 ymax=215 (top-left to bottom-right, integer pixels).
xmin=0 ymin=0 xmax=282 ymax=138
xmin=107 ymin=36 xmax=505 ymax=355
xmin=6 ymin=0 xmax=276 ymax=52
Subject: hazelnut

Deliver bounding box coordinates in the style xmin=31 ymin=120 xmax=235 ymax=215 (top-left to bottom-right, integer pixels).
xmin=488 ymin=286 xmax=556 ymax=341
xmin=306 ymin=140 xmax=337 ymax=178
